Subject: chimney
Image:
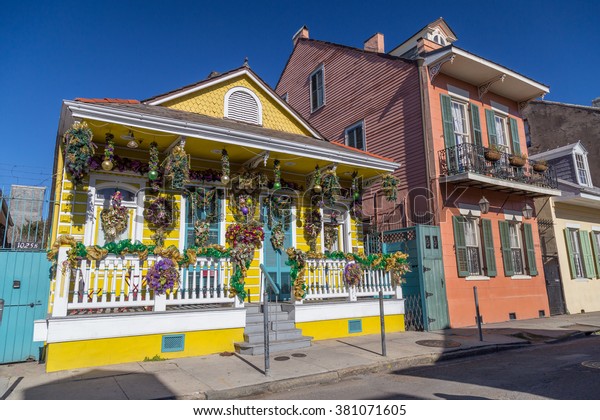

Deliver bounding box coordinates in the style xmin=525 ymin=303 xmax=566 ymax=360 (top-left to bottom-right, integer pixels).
xmin=364 ymin=33 xmax=385 ymax=53
xmin=592 ymin=97 xmax=600 ymax=108
xmin=293 ymin=25 xmax=309 ymax=46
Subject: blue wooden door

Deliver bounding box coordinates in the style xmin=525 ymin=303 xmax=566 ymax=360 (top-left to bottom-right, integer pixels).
xmin=0 ymin=251 xmax=51 ymax=363
xmin=261 ymin=204 xmax=293 ymax=301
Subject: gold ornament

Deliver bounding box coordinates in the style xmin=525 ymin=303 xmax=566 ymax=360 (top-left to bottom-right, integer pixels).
xmin=102 ymin=159 xmax=114 ymax=171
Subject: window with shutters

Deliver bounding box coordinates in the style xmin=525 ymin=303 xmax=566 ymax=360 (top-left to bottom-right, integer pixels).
xmin=494 ymin=114 xmax=510 ymax=153
xmin=224 ymin=87 xmax=262 ymax=125
xmin=564 ymin=228 xmax=597 ymax=279
xmin=499 ymin=220 xmax=537 ymax=277
xmin=310 ymin=65 xmax=325 ymax=112
xmin=345 ymin=121 xmax=365 ymax=151
xmin=452 ymin=215 xmax=496 ymax=278
xmin=450 ymin=100 xmax=470 ymax=145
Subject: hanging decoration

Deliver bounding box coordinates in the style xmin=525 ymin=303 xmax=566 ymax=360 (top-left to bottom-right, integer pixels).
xmin=148 ymin=141 xmax=160 ymax=189
xmin=351 ymin=171 xmax=361 ymax=202
xmin=146 ymin=258 xmax=179 ymax=295
xmin=323 ymin=224 xmax=338 ymax=252
xmin=162 ymin=139 xmax=189 ymax=190
xmin=62 ymin=121 xmax=97 ymax=187
xmin=381 ymin=174 xmax=399 ymax=202
xmin=312 ymin=164 xmax=322 ymax=193
xmin=263 ymin=194 xmax=292 ymax=231
xmin=273 ymin=159 xmax=281 ymax=190
xmin=144 ymin=196 xmax=174 ymax=247
xmin=226 ymin=221 xmax=264 ymax=301
xmin=102 ymin=133 xmax=114 ymax=171
xmin=221 ymin=149 xmax=230 ymax=185
xmin=286 ymin=247 xmax=307 ymax=301
xmin=194 ymin=221 xmax=211 ymax=247
xmin=100 ymin=191 xmax=129 ymax=243
xmin=304 ymin=208 xmax=322 ymax=251
xmin=190 ymin=188 xmax=217 ymax=247
xmin=320 ymin=165 xmax=341 ymax=206
xmin=270 ymin=222 xmax=285 ymax=251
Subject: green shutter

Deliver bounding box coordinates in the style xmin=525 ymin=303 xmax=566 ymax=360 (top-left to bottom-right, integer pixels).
xmin=523 ymin=223 xmax=538 ymax=276
xmin=470 ymin=103 xmax=482 ymax=146
xmin=591 ymin=231 xmax=600 ymax=278
xmin=485 ymin=109 xmax=497 ymax=146
xmin=481 ymin=218 xmax=496 ymax=277
xmin=452 ymin=215 xmax=469 ymax=277
xmin=563 ymin=228 xmax=577 ymax=279
xmin=509 ymin=118 xmax=521 ymax=155
xmin=498 ymin=221 xmax=514 ymax=276
xmin=441 ymin=94 xmax=455 ymax=148
xmin=579 ymin=230 xmax=597 ymax=279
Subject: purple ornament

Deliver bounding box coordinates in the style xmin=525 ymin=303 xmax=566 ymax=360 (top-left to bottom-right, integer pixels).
xmin=241 ymin=206 xmax=249 ymax=215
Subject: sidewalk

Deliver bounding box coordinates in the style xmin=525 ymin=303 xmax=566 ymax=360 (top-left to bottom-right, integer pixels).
xmin=2 ymin=312 xmax=599 ymax=400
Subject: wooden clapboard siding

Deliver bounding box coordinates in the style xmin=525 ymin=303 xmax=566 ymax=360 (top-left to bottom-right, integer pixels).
xmin=277 ymin=39 xmax=426 ymax=225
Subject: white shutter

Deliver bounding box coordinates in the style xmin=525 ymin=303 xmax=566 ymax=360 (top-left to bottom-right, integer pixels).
xmin=226 ymin=90 xmax=260 ymax=125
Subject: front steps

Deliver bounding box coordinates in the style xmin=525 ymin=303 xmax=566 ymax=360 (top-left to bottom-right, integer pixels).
xmin=235 ymin=304 xmax=312 ymax=355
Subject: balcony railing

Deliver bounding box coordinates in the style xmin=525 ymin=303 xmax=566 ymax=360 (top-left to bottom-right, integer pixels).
xmin=439 ymin=143 xmax=558 ymax=190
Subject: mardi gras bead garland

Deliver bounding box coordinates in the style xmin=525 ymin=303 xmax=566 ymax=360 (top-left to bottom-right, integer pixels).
xmin=304 ymin=208 xmax=322 ymax=251
xmin=162 ymin=140 xmax=189 ymax=190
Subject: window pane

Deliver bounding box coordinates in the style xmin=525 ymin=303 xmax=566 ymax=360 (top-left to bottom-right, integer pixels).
xmin=464 ymin=219 xmax=478 ymax=247
xmin=451 ymin=101 xmax=468 ymax=145
xmin=509 ymin=224 xmax=520 ymax=248
xmin=575 ymin=154 xmax=588 ymax=185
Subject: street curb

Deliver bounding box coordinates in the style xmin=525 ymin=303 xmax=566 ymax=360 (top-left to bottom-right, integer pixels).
xmin=193 ymin=342 xmax=530 ymax=400
xmin=544 ymin=331 xmax=587 ymax=344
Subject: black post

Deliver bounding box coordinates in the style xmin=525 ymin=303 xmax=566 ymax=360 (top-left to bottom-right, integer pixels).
xmin=379 ymin=290 xmax=387 ymax=356
xmin=263 ymin=290 xmax=270 ymax=376
xmin=473 ymin=286 xmax=483 ymax=342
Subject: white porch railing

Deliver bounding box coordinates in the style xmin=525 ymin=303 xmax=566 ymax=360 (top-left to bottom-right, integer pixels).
xmin=301 ymin=259 xmax=402 ymax=303
xmin=51 ymin=246 xmax=236 ymax=317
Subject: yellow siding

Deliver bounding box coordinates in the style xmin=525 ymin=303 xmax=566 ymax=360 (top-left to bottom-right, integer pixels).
xmin=297 ymin=315 xmax=405 ymax=340
xmin=552 ymin=201 xmax=600 ymax=313
xmin=162 ymin=75 xmax=312 ymax=137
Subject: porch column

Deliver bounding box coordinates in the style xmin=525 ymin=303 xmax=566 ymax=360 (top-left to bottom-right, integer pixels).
xmin=154 ymin=294 xmax=167 ymax=312
xmin=51 ymin=246 xmax=70 ymax=317
xmin=394 ymin=284 xmax=403 ymax=300
xmin=348 ymin=286 xmax=357 ymax=302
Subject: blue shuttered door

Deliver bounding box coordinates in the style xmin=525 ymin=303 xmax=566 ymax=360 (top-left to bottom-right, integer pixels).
xmin=0 ymin=251 xmax=51 ymax=364
xmin=262 ymin=204 xmax=292 ymax=300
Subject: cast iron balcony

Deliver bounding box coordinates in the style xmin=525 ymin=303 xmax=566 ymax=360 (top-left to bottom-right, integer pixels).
xmin=438 ymin=143 xmax=559 ymax=197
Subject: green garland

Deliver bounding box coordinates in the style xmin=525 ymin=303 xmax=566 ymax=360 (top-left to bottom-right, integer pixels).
xmin=286 ymin=248 xmax=411 ymax=300
xmin=62 ymin=121 xmax=97 ymax=187
xmin=162 ymin=140 xmax=189 ymax=189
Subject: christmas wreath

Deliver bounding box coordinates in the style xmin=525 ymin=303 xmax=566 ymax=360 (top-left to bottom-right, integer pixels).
xmin=100 ymin=191 xmax=129 ymax=243
xmin=146 ymin=258 xmax=179 ymax=295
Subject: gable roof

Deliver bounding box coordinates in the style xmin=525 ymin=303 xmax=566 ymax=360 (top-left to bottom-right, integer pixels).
xmin=388 ymin=17 xmax=458 ymax=55
xmin=529 ymin=141 xmax=588 ymax=161
xmin=142 ymin=66 xmax=324 ymax=140
xmin=276 ymin=37 xmax=415 ymax=90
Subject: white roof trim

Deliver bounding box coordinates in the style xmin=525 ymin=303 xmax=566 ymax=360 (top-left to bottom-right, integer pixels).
xmin=145 ymin=68 xmax=322 ymax=139
xmin=64 ymin=101 xmax=398 ymax=172
xmin=530 ymin=141 xmax=587 ymax=161
xmin=425 ymin=46 xmax=549 ymax=94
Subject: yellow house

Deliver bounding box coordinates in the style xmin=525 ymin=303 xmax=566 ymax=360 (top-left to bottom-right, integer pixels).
xmin=34 ymin=65 xmax=408 ymax=372
xmin=532 ymin=142 xmax=600 ymax=315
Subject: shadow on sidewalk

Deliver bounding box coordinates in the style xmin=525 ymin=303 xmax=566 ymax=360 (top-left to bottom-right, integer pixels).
xmin=22 ymin=369 xmax=176 ymax=400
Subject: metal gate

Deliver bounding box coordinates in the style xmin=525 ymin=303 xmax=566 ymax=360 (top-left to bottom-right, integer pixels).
xmin=0 ymin=188 xmax=53 ymax=364
xmin=380 ymin=225 xmax=450 ymax=331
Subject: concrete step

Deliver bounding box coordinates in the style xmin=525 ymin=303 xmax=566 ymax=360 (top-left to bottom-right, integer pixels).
xmin=245 ymin=304 xmax=286 ymax=314
xmin=245 ymin=320 xmax=296 ymax=334
xmin=246 ymin=312 xmax=289 ymax=323
xmin=244 ymin=329 xmax=303 ymax=344
xmin=234 ymin=337 xmax=313 ymax=356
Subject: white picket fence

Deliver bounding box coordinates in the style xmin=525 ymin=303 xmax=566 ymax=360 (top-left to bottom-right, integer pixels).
xmin=51 ymin=247 xmax=236 ymax=316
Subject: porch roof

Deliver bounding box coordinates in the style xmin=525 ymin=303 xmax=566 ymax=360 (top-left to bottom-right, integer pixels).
xmin=64 ymin=100 xmax=399 ymax=174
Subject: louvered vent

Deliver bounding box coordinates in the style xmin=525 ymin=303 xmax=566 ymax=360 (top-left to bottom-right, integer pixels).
xmin=226 ymin=90 xmax=260 ymax=125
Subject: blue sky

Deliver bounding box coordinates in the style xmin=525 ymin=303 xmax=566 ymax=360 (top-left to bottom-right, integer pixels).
xmin=0 ymin=0 xmax=598 ymax=190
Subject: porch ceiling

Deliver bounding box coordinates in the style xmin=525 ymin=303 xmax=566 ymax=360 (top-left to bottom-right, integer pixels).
xmin=78 ymin=111 xmax=392 ymax=181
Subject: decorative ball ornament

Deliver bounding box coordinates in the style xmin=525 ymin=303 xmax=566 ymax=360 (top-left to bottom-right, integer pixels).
xmin=102 ymin=159 xmax=114 ymax=171
xmin=221 ymin=175 xmax=230 ymax=185
xmin=173 ymin=146 xmax=181 ymax=153
xmin=353 ymin=191 xmax=360 ymax=201
xmin=273 ymin=181 xmax=281 ymax=190
xmin=314 ymin=184 xmax=322 ymax=193
xmin=241 ymin=206 xmax=249 ymax=215
xmin=148 ymin=170 xmax=158 ymax=181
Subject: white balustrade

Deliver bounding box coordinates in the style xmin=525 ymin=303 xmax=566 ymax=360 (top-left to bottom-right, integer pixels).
xmin=56 ymin=253 xmax=234 ymax=313
xmin=302 ymin=259 xmax=399 ymax=302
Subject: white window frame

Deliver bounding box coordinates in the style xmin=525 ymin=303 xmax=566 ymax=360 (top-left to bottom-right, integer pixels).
xmin=573 ymin=152 xmax=591 ymax=187
xmin=224 ymin=86 xmax=263 ymax=125
xmin=309 ymin=64 xmax=325 ymax=112
xmin=344 ymin=120 xmax=366 ymax=151
xmin=494 ymin=113 xmax=511 ymax=153
xmin=321 ymin=206 xmax=351 ymax=253
xmin=450 ymin=98 xmax=470 ymax=146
